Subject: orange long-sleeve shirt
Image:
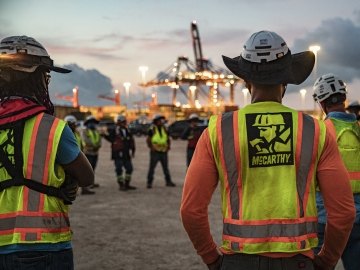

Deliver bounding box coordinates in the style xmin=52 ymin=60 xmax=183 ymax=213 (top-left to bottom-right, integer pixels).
xmin=180 ymin=125 xmax=355 ymax=267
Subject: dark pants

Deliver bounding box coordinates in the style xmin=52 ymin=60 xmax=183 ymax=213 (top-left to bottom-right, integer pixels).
xmin=221 ymin=254 xmax=314 ymax=270
xmin=314 ymin=223 xmax=360 ymax=270
xmin=0 ymin=249 xmax=73 ymax=270
xmin=114 ymin=158 xmax=133 ymax=176
xmin=85 ymin=154 xmax=98 ymax=171
xmin=147 ymin=151 xmax=172 ymax=185
xmin=186 ymin=148 xmax=195 ymax=167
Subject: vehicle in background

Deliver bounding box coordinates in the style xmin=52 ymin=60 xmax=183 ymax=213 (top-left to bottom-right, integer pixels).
xmin=167 ymin=118 xmax=208 ymax=140
xmin=128 ymin=118 xmax=151 ymax=136
xmin=97 ymin=120 xmax=116 ymax=135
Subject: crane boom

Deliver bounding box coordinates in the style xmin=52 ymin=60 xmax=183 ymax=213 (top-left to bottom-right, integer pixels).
xmin=191 ymin=21 xmax=205 ymax=71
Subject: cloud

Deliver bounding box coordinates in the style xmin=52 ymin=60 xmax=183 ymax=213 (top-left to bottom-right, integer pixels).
xmin=287 ymin=17 xmax=360 ymax=93
xmin=50 ymin=63 xmax=114 ymax=106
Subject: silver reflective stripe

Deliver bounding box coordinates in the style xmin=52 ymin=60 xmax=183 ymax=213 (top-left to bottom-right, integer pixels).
xmin=296 ymin=114 xmax=315 ymax=217
xmin=221 ymin=112 xmax=239 ymax=219
xmin=27 ymin=114 xmax=56 ymax=212
xmin=223 ymin=221 xmax=317 ymax=238
xmin=0 ymin=215 xmax=70 ymax=231
xmin=25 ymin=233 xmax=37 ymax=241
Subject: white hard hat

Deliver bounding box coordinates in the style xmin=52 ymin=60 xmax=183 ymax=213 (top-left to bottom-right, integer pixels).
xmin=0 ymin=36 xmax=71 ymax=73
xmin=313 ymin=73 xmax=347 ymax=103
xmin=188 ymin=113 xmax=199 ymax=121
xmin=116 ymin=115 xmax=126 ymax=122
xmin=241 ymin=31 xmax=289 ymax=63
xmin=64 ymin=115 xmax=77 ymax=124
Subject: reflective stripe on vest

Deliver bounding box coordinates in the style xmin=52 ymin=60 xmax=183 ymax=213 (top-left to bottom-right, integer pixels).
xmin=0 ymin=113 xmax=70 ymax=244
xmin=217 ymin=111 xmax=319 ymax=249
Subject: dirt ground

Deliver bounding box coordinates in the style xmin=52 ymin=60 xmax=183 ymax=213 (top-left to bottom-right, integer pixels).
xmin=70 ymin=137 xmax=344 ymax=270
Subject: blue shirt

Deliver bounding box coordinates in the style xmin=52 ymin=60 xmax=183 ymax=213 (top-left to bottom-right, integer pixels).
xmin=317 ymin=111 xmax=360 ymax=224
xmin=0 ymin=124 xmax=80 ymax=254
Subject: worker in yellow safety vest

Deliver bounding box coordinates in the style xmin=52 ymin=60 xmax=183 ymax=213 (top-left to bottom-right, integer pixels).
xmin=146 ymin=114 xmax=176 ymax=188
xmin=65 ymin=115 xmax=83 ymax=150
xmin=312 ymin=73 xmax=360 ymax=270
xmin=180 ymin=31 xmax=355 ymax=270
xmin=81 ymin=115 xmax=102 ymax=194
xmin=0 ymin=35 xmax=94 ymax=270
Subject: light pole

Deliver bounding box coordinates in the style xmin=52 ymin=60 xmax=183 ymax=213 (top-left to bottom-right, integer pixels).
xmin=300 ymin=88 xmax=307 ymax=111
xmin=123 ymin=82 xmax=131 ymax=100
xmin=242 ymin=88 xmax=249 ymax=106
xmin=309 ymin=45 xmax=321 ymax=79
xmin=139 ymin=66 xmax=148 ymax=105
xmin=309 ymin=45 xmax=320 ymax=112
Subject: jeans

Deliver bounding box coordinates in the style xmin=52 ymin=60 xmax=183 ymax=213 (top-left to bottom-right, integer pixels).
xmin=85 ymin=154 xmax=98 ymax=171
xmin=114 ymin=157 xmax=133 ymax=176
xmin=147 ymin=151 xmax=172 ymax=185
xmin=186 ymin=148 xmax=195 ymax=167
xmin=221 ymin=254 xmax=314 ymax=270
xmin=314 ymin=223 xmax=360 ymax=270
xmin=0 ymin=249 xmax=73 ymax=270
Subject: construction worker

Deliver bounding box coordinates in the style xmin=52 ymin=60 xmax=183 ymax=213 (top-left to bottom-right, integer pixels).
xmin=0 ymin=35 xmax=94 ymax=269
xmin=346 ymin=100 xmax=360 ymax=121
xmin=65 ymin=115 xmax=83 ymax=150
xmin=81 ymin=115 xmax=102 ymax=194
xmin=180 ymin=31 xmax=355 ymax=270
xmin=104 ymin=115 xmax=136 ymax=191
xmin=146 ymin=114 xmax=176 ymax=188
xmin=312 ymin=73 xmax=360 ymax=270
xmin=181 ymin=113 xmax=205 ymax=167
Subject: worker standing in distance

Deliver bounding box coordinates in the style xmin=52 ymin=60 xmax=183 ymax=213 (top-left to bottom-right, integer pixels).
xmin=64 ymin=115 xmax=83 ymax=150
xmin=0 ymin=35 xmax=94 ymax=270
xmin=346 ymin=100 xmax=360 ymax=121
xmin=81 ymin=115 xmax=102 ymax=194
xmin=180 ymin=31 xmax=355 ymax=270
xmin=312 ymin=73 xmax=360 ymax=270
xmin=146 ymin=114 xmax=176 ymax=188
xmin=103 ymin=115 xmax=136 ymax=191
xmin=181 ymin=113 xmax=205 ymax=167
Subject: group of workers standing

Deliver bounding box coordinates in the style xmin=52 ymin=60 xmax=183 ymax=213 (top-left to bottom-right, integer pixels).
xmin=0 ymin=31 xmax=359 ymax=270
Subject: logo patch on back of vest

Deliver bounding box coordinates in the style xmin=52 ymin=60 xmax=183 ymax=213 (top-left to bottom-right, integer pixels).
xmin=246 ymin=113 xmax=294 ymax=167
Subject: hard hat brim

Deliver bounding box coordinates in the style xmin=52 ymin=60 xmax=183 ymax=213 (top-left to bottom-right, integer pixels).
xmin=222 ymin=51 xmax=315 ymax=85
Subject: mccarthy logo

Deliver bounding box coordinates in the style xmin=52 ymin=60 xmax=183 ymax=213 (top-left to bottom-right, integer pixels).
xmin=246 ymin=113 xmax=294 ymax=168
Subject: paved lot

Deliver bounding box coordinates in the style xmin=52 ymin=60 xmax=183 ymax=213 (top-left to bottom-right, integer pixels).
xmin=70 ymin=137 xmax=344 ymax=269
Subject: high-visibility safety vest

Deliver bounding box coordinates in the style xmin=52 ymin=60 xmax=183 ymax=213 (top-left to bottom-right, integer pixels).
xmin=208 ymin=102 xmax=326 ymax=254
xmin=74 ymin=131 xmax=83 ymax=150
xmin=0 ymin=113 xmax=71 ymax=246
xmin=85 ymin=129 xmax=101 ymax=147
xmin=150 ymin=125 xmax=168 ymax=152
xmin=327 ymin=117 xmax=360 ymax=193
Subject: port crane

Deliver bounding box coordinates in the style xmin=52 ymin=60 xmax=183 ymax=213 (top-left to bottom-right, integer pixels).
xmin=97 ymin=89 xmax=121 ymax=106
xmin=141 ymin=21 xmax=242 ymax=108
xmin=55 ymin=86 xmax=79 ymax=108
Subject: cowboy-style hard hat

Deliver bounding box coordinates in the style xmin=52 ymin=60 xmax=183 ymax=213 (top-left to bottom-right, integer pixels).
xmin=222 ymin=31 xmax=315 ymax=85
xmin=0 ymin=36 xmax=71 ymax=73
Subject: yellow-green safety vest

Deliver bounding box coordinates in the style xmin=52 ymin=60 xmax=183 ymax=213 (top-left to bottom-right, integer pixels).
xmin=208 ymin=102 xmax=326 ymax=254
xmin=151 ymin=125 xmax=168 ymax=152
xmin=0 ymin=113 xmax=71 ymax=246
xmin=327 ymin=117 xmax=360 ymax=193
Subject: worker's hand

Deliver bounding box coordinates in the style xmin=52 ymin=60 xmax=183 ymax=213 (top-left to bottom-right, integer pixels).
xmin=60 ymin=180 xmax=79 ymax=204
xmin=206 ymin=255 xmax=222 ymax=270
xmin=313 ymin=255 xmax=335 ymax=270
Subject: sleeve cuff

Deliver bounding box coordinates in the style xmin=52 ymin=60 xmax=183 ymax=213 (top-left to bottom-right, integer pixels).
xmin=201 ymin=247 xmax=220 ymax=265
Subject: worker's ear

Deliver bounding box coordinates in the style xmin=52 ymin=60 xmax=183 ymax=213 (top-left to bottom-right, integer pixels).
xmin=245 ymin=81 xmax=252 ymax=94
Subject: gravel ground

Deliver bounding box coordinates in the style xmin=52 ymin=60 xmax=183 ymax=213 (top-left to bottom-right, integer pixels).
xmin=70 ymin=137 xmax=344 ymax=270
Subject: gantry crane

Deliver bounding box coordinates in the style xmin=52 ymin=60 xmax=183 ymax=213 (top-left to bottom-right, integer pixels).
xmin=97 ymin=89 xmax=121 ymax=106
xmin=140 ymin=21 xmax=242 ymax=108
xmin=55 ymin=86 xmax=79 ymax=107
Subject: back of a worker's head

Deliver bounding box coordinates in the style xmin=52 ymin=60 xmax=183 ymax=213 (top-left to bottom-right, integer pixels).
xmin=312 ymin=73 xmax=347 ymax=113
xmin=222 ymin=31 xmax=315 ymax=90
xmin=0 ymin=36 xmax=71 ymax=115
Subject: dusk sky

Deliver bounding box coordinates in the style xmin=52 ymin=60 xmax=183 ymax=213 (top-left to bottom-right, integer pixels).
xmin=1 ymin=0 xmax=360 ymax=109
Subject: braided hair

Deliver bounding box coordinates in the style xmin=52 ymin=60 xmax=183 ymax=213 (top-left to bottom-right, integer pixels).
xmin=0 ymin=67 xmax=54 ymax=115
